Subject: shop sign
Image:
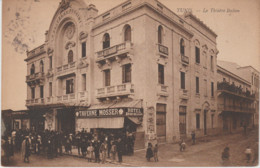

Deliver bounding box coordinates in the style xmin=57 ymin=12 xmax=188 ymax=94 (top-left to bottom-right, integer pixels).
xmin=76 ymin=108 xmax=143 ymax=118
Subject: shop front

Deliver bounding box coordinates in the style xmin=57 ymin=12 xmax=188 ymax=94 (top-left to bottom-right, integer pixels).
xmin=75 ymin=99 xmax=145 ymax=150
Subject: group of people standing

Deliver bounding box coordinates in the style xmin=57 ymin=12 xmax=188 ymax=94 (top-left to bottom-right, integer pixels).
xmin=74 ymin=130 xmax=127 ymax=164
xmin=2 ymin=128 xmax=136 ymax=164
xmin=145 ymin=142 xmax=158 ymax=162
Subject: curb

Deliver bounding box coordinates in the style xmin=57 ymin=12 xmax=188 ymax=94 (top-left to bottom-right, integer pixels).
xmin=63 ymin=153 xmax=137 ymax=167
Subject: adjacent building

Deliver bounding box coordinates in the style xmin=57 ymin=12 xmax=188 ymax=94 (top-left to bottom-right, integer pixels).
xmin=24 ymin=0 xmax=258 ymax=148
xmin=217 ymin=61 xmax=259 ymax=133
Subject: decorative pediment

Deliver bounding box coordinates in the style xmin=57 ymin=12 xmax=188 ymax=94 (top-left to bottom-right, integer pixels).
xmin=46 ymin=71 xmax=54 ymax=78
xmin=209 ymin=49 xmax=215 ymax=55
xmin=202 ymin=44 xmax=208 ymax=51
xmin=65 ymin=41 xmax=76 ymax=49
xmin=79 ymin=31 xmax=88 ymax=40
xmin=78 ymin=58 xmax=89 ymax=69
xmin=194 ymin=39 xmax=200 ymax=46
xmin=47 ymin=48 xmax=54 ymax=55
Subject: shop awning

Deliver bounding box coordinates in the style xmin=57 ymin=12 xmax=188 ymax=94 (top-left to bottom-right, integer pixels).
xmin=76 ymin=117 xmax=124 ymax=130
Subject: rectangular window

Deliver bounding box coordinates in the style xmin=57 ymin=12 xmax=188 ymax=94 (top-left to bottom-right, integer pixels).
xmin=196 ymin=113 xmax=200 ymax=129
xmin=104 ymin=69 xmax=110 ymax=86
xmin=158 ymin=64 xmax=164 ymax=85
xmin=49 ymin=82 xmax=52 ymax=97
xmin=122 ymin=64 xmax=131 ymax=83
xmin=179 ymin=106 xmax=187 ymax=134
xmin=66 ymin=79 xmax=74 ymax=94
xmin=204 ymin=79 xmax=207 ymax=97
xmin=181 ymin=72 xmax=185 ymax=89
xmin=31 ymin=87 xmax=35 ymax=99
xmin=195 ymin=47 xmax=200 ymax=64
xmin=211 ymin=114 xmax=214 ymax=128
xmin=82 ymin=42 xmax=86 ymax=58
xmin=40 ymin=85 xmax=44 ymax=98
xmin=82 ymin=74 xmax=86 ymax=91
xmin=49 ymin=56 xmax=52 ymax=69
xmin=156 ymin=104 xmax=166 ymax=137
xmin=196 ymin=77 xmax=199 ymax=94
xmin=211 ymin=82 xmax=214 ymax=97
xmin=210 ymin=55 xmax=214 ymax=71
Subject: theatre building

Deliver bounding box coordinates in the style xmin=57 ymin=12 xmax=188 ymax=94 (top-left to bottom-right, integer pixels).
xmin=25 ymin=0 xmax=221 ymax=147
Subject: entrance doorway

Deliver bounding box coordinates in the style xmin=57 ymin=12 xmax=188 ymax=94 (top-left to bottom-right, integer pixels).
xmin=204 ymin=110 xmax=207 ymax=135
xmin=57 ymin=109 xmax=75 ymax=134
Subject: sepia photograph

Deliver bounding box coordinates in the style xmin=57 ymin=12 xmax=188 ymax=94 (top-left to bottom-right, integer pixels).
xmin=1 ymin=0 xmax=259 ymax=167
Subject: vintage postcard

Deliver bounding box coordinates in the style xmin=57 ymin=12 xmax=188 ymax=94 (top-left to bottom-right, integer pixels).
xmin=1 ymin=0 xmax=259 ymax=167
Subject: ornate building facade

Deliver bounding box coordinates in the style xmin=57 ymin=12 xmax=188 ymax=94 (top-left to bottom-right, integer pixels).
xmin=24 ymin=0 xmax=257 ymax=148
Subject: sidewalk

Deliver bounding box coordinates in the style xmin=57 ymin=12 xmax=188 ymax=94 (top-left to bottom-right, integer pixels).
xmin=64 ymin=130 xmax=257 ymax=167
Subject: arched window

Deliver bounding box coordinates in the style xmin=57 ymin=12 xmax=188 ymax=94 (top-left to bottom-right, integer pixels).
xmin=40 ymin=60 xmax=44 ymax=73
xmin=68 ymin=50 xmax=73 ymax=63
xmin=180 ymin=38 xmax=185 ymax=55
xmin=103 ymin=33 xmax=110 ymax=49
xmin=30 ymin=64 xmax=35 ymax=75
xmin=158 ymin=25 xmax=163 ymax=44
xmin=124 ymin=25 xmax=131 ymax=42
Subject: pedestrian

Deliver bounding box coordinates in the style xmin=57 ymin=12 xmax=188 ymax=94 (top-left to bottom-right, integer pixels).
xmin=110 ymin=141 xmax=117 ymax=162
xmin=47 ymin=137 xmax=52 ymax=159
xmin=35 ymin=135 xmax=42 ymax=155
xmin=87 ymin=142 xmax=94 ymax=162
xmin=245 ymin=146 xmax=252 ymax=163
xmin=57 ymin=132 xmax=63 ymax=156
xmin=116 ymin=138 xmax=123 ymax=163
xmin=21 ymin=136 xmax=31 ymax=163
xmin=100 ymin=141 xmax=107 ymax=164
xmin=179 ymin=139 xmax=186 ymax=152
xmin=191 ymin=131 xmax=196 ymax=145
xmin=146 ymin=142 xmax=153 ymax=161
xmin=81 ymin=137 xmax=87 ymax=157
xmin=107 ymin=134 xmax=112 ymax=158
xmin=153 ymin=144 xmax=158 ymax=162
xmin=75 ymin=131 xmax=81 ymax=156
xmin=93 ymin=138 xmax=101 ymax=163
xmin=5 ymin=136 xmax=14 ymax=163
xmin=221 ymin=147 xmax=230 ymax=166
xmin=68 ymin=134 xmax=73 ymax=154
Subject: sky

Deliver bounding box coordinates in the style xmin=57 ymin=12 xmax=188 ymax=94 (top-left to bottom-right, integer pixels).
xmin=1 ymin=0 xmax=260 ymax=110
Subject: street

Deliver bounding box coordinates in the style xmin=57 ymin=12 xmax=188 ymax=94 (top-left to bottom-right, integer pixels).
xmin=2 ymin=128 xmax=258 ymax=167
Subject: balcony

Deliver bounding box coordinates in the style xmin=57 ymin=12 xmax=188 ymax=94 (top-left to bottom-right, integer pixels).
xmin=56 ymin=62 xmax=76 ymax=76
xmin=157 ymin=44 xmax=168 ymax=57
xmin=217 ymin=82 xmax=255 ymax=101
xmin=181 ymin=54 xmax=189 ymax=65
xmin=26 ymin=72 xmax=45 ymax=83
xmin=218 ymin=104 xmax=255 ymax=113
xmin=26 ymin=98 xmax=44 ymax=106
xmin=96 ymin=83 xmax=134 ymax=99
xmin=157 ymin=85 xmax=169 ymax=97
xmin=96 ymin=41 xmax=133 ymax=65
xmin=179 ymin=89 xmax=188 ymax=99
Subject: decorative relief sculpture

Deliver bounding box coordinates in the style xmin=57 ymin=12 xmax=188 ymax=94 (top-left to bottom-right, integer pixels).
xmin=65 ymin=24 xmax=75 ymax=39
